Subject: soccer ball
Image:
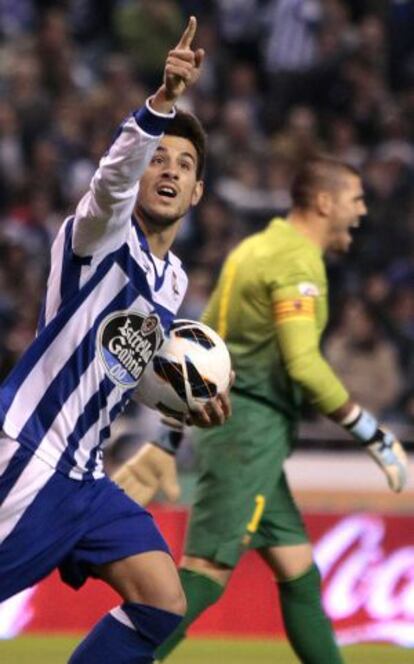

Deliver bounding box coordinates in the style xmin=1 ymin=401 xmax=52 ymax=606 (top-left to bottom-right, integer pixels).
xmin=133 ymin=319 xmax=231 ymax=418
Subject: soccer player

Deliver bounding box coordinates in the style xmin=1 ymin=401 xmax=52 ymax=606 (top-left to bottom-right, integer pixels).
xmin=0 ymin=17 xmax=230 ymax=664
xmin=115 ymin=157 xmax=408 ymax=663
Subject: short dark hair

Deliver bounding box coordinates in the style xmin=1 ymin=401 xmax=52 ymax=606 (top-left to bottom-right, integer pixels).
xmin=164 ymin=110 xmax=207 ymax=179
xmin=291 ymin=156 xmax=360 ymax=209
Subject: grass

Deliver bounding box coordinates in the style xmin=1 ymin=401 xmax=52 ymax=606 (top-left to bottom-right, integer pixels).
xmin=0 ymin=635 xmax=411 ymax=663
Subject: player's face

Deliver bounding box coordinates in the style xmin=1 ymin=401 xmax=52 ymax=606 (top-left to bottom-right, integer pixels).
xmin=136 ymin=135 xmax=203 ymax=227
xmin=328 ymin=174 xmax=367 ymax=253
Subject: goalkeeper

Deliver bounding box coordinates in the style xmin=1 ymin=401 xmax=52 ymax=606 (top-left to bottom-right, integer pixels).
xmin=114 ymin=156 xmax=408 ymax=664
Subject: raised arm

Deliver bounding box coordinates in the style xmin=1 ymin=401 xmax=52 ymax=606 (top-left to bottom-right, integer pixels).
xmin=72 ymin=16 xmax=204 ymax=258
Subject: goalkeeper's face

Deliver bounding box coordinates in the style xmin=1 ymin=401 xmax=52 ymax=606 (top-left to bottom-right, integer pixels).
xmin=136 ymin=135 xmax=204 ymax=228
xmin=328 ymin=174 xmax=367 ymax=253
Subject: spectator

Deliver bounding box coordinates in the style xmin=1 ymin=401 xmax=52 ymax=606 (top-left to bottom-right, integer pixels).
xmin=260 ymin=0 xmax=324 ymax=126
xmin=115 ymin=0 xmax=184 ymax=88
xmin=214 ymin=0 xmax=261 ymax=64
xmin=325 ymin=297 xmax=404 ymax=415
xmin=325 ymin=116 xmax=367 ymax=168
xmin=0 ymin=0 xmax=34 ymax=38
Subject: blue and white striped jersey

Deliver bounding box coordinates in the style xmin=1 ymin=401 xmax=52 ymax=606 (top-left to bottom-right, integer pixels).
xmin=0 ymin=101 xmax=188 ymax=480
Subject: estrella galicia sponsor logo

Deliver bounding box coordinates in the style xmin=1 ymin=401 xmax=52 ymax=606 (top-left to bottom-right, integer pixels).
xmin=97 ymin=311 xmax=162 ymax=387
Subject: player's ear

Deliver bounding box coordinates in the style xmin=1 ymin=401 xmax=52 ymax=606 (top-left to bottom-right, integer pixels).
xmin=191 ymin=180 xmax=204 ymax=206
xmin=315 ymin=190 xmax=333 ymax=216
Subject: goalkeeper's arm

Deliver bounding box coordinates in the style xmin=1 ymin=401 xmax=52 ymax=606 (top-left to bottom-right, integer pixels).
xmin=113 ymin=417 xmax=184 ymax=507
xmin=275 ymin=310 xmax=408 ymax=492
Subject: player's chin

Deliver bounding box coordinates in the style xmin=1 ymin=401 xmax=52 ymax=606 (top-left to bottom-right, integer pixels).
xmin=341 ymin=239 xmax=353 ymax=253
xmin=152 ymin=199 xmax=187 ymax=221
xmin=145 ymin=206 xmax=181 ymax=227
xmin=331 ymin=236 xmax=352 ymax=253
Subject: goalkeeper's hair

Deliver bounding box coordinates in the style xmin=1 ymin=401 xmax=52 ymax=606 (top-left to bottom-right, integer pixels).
xmin=165 ymin=110 xmax=207 ymax=180
xmin=291 ymin=156 xmax=360 ymax=210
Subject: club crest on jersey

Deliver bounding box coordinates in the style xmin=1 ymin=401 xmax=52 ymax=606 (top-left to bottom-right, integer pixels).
xmin=97 ymin=311 xmax=162 ymax=387
xmin=298 ymin=281 xmax=320 ymax=297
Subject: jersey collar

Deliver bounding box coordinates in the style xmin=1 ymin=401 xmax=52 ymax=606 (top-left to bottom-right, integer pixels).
xmin=132 ymin=215 xmax=171 ymax=291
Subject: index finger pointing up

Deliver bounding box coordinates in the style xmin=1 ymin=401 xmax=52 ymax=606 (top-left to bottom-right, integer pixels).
xmin=176 ymin=15 xmax=197 ymax=50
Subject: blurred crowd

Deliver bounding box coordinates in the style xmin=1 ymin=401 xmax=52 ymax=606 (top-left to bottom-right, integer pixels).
xmin=0 ymin=0 xmax=414 ymax=459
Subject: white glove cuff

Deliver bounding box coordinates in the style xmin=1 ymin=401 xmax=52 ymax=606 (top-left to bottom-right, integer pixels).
xmin=341 ymin=406 xmax=379 ymax=443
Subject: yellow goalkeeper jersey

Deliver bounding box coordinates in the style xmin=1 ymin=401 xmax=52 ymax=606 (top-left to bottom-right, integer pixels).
xmin=202 ymin=218 xmax=349 ymax=420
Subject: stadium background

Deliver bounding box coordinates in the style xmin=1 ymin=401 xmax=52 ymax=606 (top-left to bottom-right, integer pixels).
xmin=0 ymin=1 xmax=413 ymax=662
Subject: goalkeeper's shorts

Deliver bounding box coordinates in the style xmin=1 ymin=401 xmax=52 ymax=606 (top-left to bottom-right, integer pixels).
xmin=185 ymin=392 xmax=308 ymax=568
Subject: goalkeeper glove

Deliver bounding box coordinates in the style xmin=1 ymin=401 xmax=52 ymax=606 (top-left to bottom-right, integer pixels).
xmin=113 ymin=417 xmax=184 ymax=507
xmin=342 ymin=406 xmax=408 ymax=493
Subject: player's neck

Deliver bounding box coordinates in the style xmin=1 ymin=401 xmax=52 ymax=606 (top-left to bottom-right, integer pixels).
xmin=286 ymin=211 xmax=328 ymax=251
xmin=134 ymin=215 xmax=180 ymax=260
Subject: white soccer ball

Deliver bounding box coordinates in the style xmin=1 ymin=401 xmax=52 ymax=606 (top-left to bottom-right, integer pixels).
xmin=133 ymin=319 xmax=231 ymax=418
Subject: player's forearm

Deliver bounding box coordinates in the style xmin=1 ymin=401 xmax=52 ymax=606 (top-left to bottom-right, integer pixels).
xmin=286 ymin=351 xmax=349 ymax=414
xmin=90 ymin=100 xmax=175 ymax=203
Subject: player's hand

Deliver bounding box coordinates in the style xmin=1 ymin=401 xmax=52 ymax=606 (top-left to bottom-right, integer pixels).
xmin=186 ymin=370 xmax=234 ymax=428
xmin=340 ymin=404 xmax=408 ymax=493
xmin=365 ymin=428 xmax=408 ymax=493
xmin=163 ymin=16 xmax=204 ymax=101
xmin=113 ymin=442 xmax=180 ymax=507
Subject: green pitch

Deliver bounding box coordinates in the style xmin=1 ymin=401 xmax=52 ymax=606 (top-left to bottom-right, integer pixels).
xmin=0 ymin=635 xmax=411 ymax=663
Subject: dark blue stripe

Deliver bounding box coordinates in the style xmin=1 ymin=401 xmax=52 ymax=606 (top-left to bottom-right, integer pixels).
xmin=133 ymin=219 xmax=152 ymax=254
xmin=0 ymin=252 xmax=116 ymax=418
xmin=59 ymin=218 xmax=92 ymax=309
xmin=0 ymin=444 xmax=33 ymax=506
xmin=83 ymin=393 xmax=131 ymax=479
xmin=133 ymin=105 xmax=173 ymax=136
xmin=56 ymin=377 xmax=115 ymax=475
xmin=37 ymin=297 xmax=46 ymax=334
